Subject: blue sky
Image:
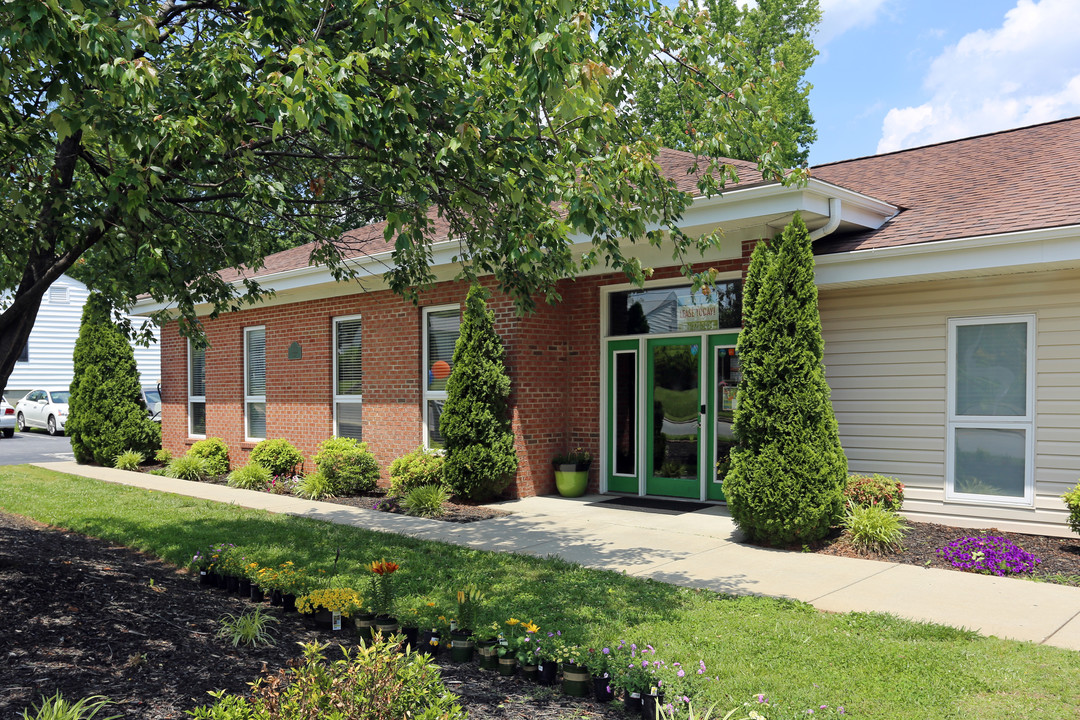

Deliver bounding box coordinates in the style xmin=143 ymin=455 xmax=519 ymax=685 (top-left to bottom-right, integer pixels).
xmin=805 ymin=0 xmax=1080 ymax=165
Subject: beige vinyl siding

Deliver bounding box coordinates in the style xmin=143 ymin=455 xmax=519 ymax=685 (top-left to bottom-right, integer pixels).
xmin=819 ymin=267 xmax=1080 ymax=538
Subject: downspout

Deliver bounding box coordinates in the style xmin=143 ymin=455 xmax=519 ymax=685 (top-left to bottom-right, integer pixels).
xmin=808 ymin=197 xmax=842 ymax=241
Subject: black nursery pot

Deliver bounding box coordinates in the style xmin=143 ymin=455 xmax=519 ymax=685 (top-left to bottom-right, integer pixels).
xmin=538 ymin=661 xmax=558 ymax=686
xmin=215 ymin=573 xmax=228 ymax=589
xmin=238 ymin=578 xmax=252 ymax=596
xmin=282 ymin=594 xmax=297 ymax=612
xmin=199 ymin=570 xmax=214 ymax=586
xmin=642 ymin=692 xmax=665 ymax=720
xmin=624 ymin=691 xmax=643 ymax=713
xmin=269 ymin=590 xmax=283 ymax=607
xmin=250 ymin=585 xmax=265 ymax=603
xmin=593 ymin=674 xmax=614 ymax=702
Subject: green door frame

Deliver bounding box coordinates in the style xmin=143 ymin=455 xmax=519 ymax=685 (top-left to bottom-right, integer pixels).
xmin=645 ymin=335 xmax=703 ymax=499
xmin=705 ymin=333 xmax=740 ymax=501
xmin=606 ymin=339 xmax=639 ymax=494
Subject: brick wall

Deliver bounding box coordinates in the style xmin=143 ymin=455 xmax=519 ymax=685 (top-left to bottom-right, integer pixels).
xmin=159 ymin=242 xmax=755 ymax=496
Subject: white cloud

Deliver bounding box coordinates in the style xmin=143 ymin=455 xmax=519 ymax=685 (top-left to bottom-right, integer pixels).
xmin=816 ymin=0 xmax=892 ymax=46
xmin=877 ymin=0 xmax=1080 ymax=153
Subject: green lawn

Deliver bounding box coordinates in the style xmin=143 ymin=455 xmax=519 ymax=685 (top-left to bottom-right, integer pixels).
xmin=2 ymin=465 xmax=1078 ymax=718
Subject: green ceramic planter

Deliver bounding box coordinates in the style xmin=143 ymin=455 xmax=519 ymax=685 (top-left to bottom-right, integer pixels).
xmin=554 ymin=467 xmax=589 ymax=497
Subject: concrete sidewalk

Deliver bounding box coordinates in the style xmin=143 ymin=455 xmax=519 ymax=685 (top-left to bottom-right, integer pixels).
xmin=34 ymin=461 xmax=1080 ymax=651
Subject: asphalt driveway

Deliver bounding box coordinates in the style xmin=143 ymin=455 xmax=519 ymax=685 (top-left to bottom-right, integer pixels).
xmin=0 ymin=430 xmax=74 ymax=465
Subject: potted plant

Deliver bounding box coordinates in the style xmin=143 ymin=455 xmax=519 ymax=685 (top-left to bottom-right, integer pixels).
xmin=496 ymin=617 xmax=534 ymax=676
xmin=476 ymin=620 xmax=501 ymax=670
xmin=365 ymin=559 xmax=400 ymax=635
xmin=297 ymin=587 xmax=363 ymax=631
xmin=587 ymin=646 xmax=615 ymax=701
xmin=554 ymin=643 xmax=590 ymax=697
xmin=513 ymin=619 xmax=542 ymax=680
xmin=450 ymin=586 xmax=484 ymax=662
xmin=552 ymin=448 xmax=591 ymax=497
xmin=240 ymin=559 xmax=264 ymax=602
xmin=537 ymin=630 xmax=564 ymax=685
xmin=611 ymin=642 xmax=655 ymax=711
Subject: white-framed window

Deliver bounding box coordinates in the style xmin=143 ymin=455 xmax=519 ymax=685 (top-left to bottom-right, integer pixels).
xmin=946 ymin=315 xmax=1035 ymax=505
xmin=333 ymin=315 xmax=363 ymax=440
xmin=244 ymin=326 xmax=266 ymax=441
xmin=188 ymin=340 xmax=206 ymax=437
xmin=422 ymin=304 xmax=461 ymax=449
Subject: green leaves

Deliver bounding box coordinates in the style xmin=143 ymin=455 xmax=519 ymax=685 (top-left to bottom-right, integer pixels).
xmin=2 ymin=0 xmax=798 ymax=393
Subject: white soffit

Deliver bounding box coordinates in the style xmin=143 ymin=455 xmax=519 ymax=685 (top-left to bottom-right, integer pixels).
xmin=815 ymin=225 xmax=1080 ymax=288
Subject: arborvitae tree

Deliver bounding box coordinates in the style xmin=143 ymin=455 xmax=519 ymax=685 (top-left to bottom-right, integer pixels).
xmin=68 ymin=294 xmax=160 ymax=466
xmin=440 ymin=284 xmax=518 ymax=500
xmin=724 ymin=214 xmax=847 ymax=545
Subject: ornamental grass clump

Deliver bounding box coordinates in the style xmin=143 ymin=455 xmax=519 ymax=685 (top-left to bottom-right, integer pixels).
xmin=401 ymin=484 xmax=449 ymax=518
xmin=113 ymin=450 xmax=144 ymax=472
xmin=226 ymin=463 xmax=272 ymax=490
xmin=938 ymin=536 xmax=1041 ymax=576
xmin=841 ymin=503 xmax=909 ymax=553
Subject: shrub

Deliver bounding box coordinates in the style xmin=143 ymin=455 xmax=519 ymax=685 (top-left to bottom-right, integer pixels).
xmin=401 ymin=484 xmax=449 ymax=518
xmin=154 ymin=448 xmax=172 ymax=465
xmin=189 ymin=640 xmax=466 ymax=720
xmin=938 ymin=536 xmax=1041 ymax=576
xmin=389 ymin=447 xmax=446 ymax=495
xmin=249 ymin=438 xmax=304 ymax=476
xmin=295 ymin=471 xmax=334 ymax=500
xmin=1063 ymin=483 xmax=1080 ymax=536
xmin=314 ymin=436 xmax=380 ymax=495
xmin=114 ymin=450 xmax=144 ymax=472
xmin=440 ymin=285 xmax=517 ymax=501
xmin=67 ymin=293 xmax=161 ymax=465
xmin=19 ymin=692 xmax=120 ymax=720
xmin=165 ymin=454 xmax=208 ymax=482
xmin=845 ymin=473 xmax=905 ymax=512
xmin=842 ymin=503 xmax=909 ymax=553
xmin=724 ymin=217 xmax=847 ymax=546
xmin=189 ymin=437 xmax=230 ymax=476
xmin=227 ymin=464 xmax=272 ymax=491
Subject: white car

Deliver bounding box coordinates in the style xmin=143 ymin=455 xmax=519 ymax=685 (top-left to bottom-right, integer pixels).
xmin=0 ymin=399 xmax=14 ymax=438
xmin=15 ymin=389 xmax=70 ymax=436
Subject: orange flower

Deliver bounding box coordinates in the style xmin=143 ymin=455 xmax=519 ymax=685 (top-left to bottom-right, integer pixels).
xmin=366 ymin=559 xmax=400 ymax=576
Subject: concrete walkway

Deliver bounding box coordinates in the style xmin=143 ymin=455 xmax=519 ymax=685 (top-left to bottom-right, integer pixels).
xmin=34 ymin=461 xmax=1080 ymax=651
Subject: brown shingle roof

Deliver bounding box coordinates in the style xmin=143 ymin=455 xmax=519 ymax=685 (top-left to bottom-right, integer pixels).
xmin=223 ymin=117 xmax=1080 ymax=280
xmin=220 ymin=149 xmax=766 ymax=282
xmin=812 ymin=116 xmax=1080 ymax=254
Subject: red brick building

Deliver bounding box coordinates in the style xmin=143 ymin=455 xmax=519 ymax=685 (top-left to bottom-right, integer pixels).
xmin=139 ymin=120 xmax=1080 ymax=535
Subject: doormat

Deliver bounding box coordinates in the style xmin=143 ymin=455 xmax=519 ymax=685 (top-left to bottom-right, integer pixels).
xmin=590 ymin=496 xmax=714 ymax=514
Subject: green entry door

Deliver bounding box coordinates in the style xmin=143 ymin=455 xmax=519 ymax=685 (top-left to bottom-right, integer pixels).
xmin=706 ymin=334 xmax=740 ymax=501
xmin=646 ymin=336 xmax=703 ymax=498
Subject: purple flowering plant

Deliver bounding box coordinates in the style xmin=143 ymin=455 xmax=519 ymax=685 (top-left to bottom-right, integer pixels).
xmin=937 ymin=535 xmax=1041 ymax=576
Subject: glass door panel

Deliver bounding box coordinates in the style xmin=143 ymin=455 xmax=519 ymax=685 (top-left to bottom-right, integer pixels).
xmin=646 ymin=337 xmax=702 ymax=498
xmin=706 ymin=334 xmax=740 ymax=501
xmin=607 ymin=340 xmax=639 ymax=493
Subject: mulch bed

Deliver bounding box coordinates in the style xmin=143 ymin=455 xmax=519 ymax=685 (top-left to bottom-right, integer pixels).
xmin=0 ymin=511 xmax=619 ymax=720
xmin=137 ymin=466 xmax=511 ymax=524
xmin=816 ymin=520 xmax=1080 ymax=584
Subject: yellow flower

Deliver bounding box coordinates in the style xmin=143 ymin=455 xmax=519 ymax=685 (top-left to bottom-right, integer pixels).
xmin=523 ymin=621 xmax=540 ymax=634
xmin=426 ymin=602 xmax=436 ymax=607
xmin=457 ymin=590 xmax=465 ymax=604
xmin=507 ymin=618 xmax=520 ymax=626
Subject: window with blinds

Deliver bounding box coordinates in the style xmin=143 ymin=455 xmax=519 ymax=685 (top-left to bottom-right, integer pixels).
xmin=946 ymin=315 xmax=1035 ymax=505
xmin=334 ymin=316 xmax=363 ymax=440
xmin=423 ymin=306 xmax=460 ymax=448
xmin=189 ymin=341 xmax=206 ymax=436
xmin=245 ymin=327 xmax=266 ymax=440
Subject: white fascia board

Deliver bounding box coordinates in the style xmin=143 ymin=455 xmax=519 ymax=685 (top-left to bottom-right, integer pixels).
xmin=815 ymin=224 xmax=1080 ymax=288
xmin=562 ymin=179 xmax=896 ymax=244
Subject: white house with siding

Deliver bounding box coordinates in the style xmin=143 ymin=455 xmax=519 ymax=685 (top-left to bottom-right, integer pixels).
xmin=3 ymin=275 xmax=160 ymax=403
